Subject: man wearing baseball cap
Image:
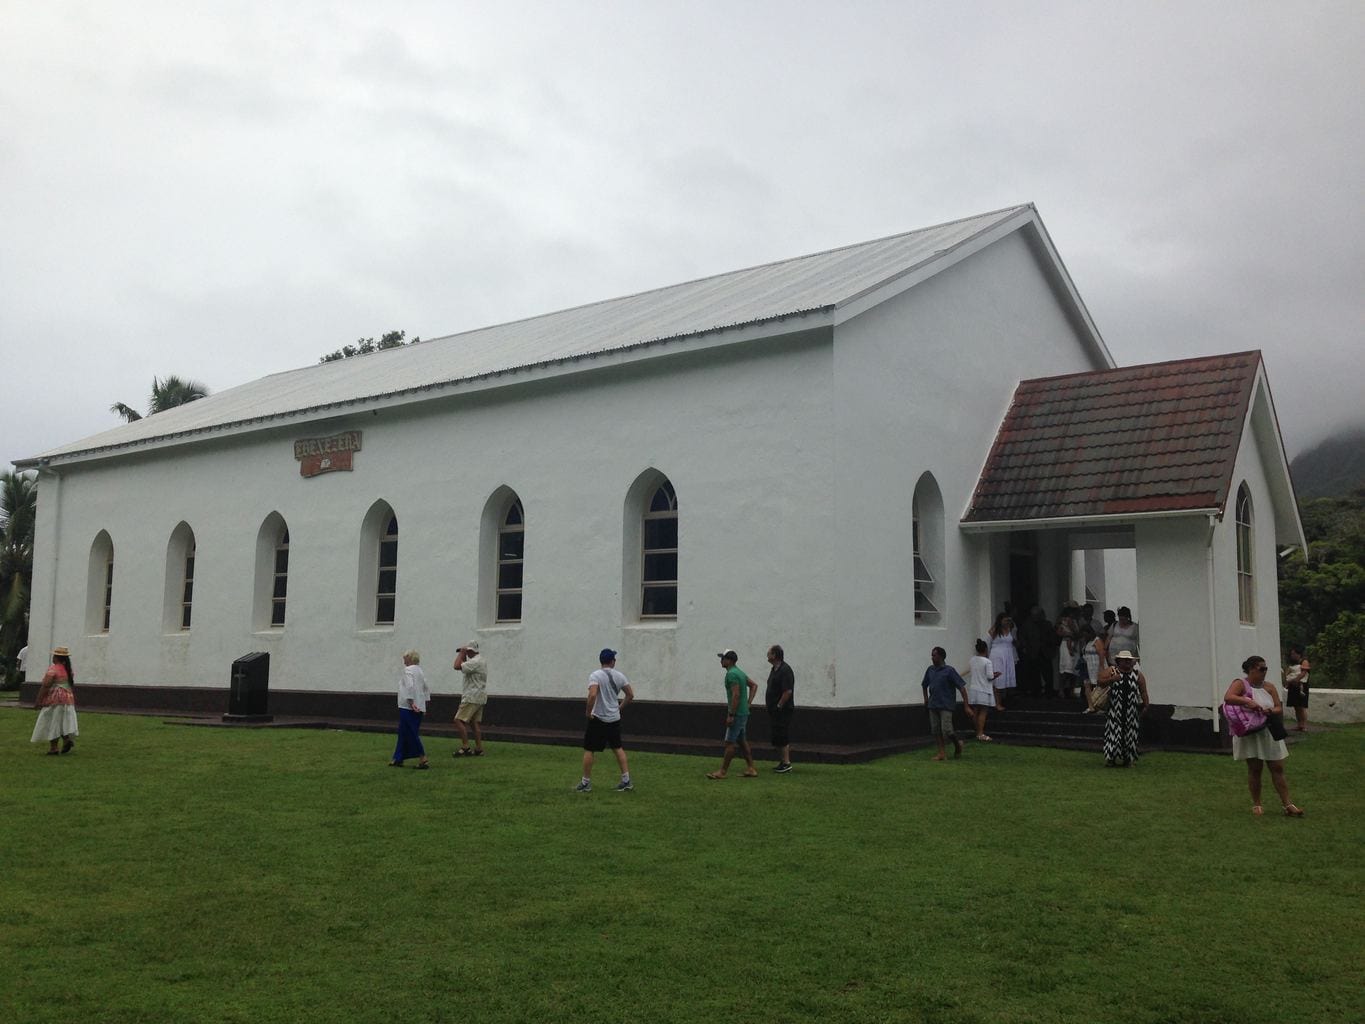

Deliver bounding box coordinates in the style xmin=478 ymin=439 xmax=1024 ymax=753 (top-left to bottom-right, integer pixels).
xmin=575 ymin=648 xmax=635 ymax=793
xmin=451 ymin=641 xmax=487 ymax=757
xmin=706 ymin=648 xmax=759 ymax=779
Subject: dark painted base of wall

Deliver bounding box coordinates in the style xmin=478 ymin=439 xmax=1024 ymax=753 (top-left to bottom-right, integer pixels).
xmin=19 ymin=683 xmax=1231 ymax=758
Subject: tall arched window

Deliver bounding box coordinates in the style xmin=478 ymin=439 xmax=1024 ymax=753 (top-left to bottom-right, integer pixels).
xmin=357 ymin=500 xmax=398 ymax=628
xmin=377 ymin=515 xmax=398 ymax=625
xmin=163 ymin=522 xmax=196 ymax=633
xmin=497 ymin=500 xmax=524 ymax=623
xmin=642 ymin=479 xmax=678 ymax=618
xmin=253 ymin=512 xmax=290 ymax=630
xmin=913 ymin=472 xmax=945 ymax=624
xmin=86 ymin=531 xmax=114 ymax=634
xmin=1236 ymin=484 xmax=1254 ymax=624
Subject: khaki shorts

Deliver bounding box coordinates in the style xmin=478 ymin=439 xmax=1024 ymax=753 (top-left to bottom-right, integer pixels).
xmin=455 ymin=701 xmax=485 ymax=724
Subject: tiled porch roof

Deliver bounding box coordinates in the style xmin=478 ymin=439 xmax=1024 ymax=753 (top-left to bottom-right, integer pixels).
xmin=963 ymin=351 xmax=1263 ymax=523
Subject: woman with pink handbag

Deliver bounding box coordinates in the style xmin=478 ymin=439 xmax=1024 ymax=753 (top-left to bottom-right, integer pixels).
xmin=1224 ymin=655 xmax=1303 ymax=817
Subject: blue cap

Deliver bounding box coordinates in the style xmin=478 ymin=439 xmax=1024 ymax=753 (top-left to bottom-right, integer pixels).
xmin=599 ymin=648 xmax=617 ymax=664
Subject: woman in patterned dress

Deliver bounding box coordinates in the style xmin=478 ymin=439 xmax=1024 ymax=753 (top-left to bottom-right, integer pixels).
xmin=31 ymin=646 xmax=78 ymax=755
xmin=1098 ymin=650 xmax=1148 ymax=766
xmin=1226 ymin=655 xmax=1303 ymax=816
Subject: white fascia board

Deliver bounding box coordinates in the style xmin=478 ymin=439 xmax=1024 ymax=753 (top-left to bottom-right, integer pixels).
xmin=958 ymin=507 xmax=1220 ymax=534
xmin=1245 ymin=364 xmax=1308 ymax=554
xmin=21 ymin=313 xmax=835 ymax=471
xmin=832 ymin=205 xmax=1115 ymax=371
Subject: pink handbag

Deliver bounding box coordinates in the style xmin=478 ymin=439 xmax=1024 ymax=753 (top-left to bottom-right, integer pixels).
xmin=1223 ymin=682 xmax=1267 ymax=737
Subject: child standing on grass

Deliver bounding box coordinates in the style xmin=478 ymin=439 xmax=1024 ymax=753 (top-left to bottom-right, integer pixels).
xmin=964 ymin=639 xmax=999 ymax=741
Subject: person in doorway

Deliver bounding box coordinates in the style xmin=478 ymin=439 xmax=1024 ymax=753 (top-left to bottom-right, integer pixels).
xmin=1098 ymin=650 xmax=1148 ymax=767
xmin=1282 ymin=646 xmax=1311 ymax=733
xmin=452 ymin=641 xmax=487 ymax=756
xmin=922 ymin=646 xmax=972 ymax=761
xmin=964 ymin=639 xmax=1000 ymax=741
xmin=16 ymin=643 xmax=29 ymax=680
xmin=1106 ymin=607 xmax=1140 ymax=665
xmin=576 ymin=649 xmax=634 ymax=793
xmin=987 ymin=613 xmax=1018 ymax=709
xmin=764 ymin=644 xmax=795 ymax=773
xmin=389 ymin=650 xmax=430 ymax=769
xmin=1079 ymin=625 xmax=1107 ymax=712
xmin=31 ymin=646 xmax=78 ymax=755
xmin=1226 ymin=655 xmax=1303 ymax=816
xmin=707 ymin=649 xmax=759 ymax=779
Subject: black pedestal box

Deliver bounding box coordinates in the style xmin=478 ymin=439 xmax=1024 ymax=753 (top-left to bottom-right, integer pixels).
xmin=224 ymin=651 xmax=273 ymax=722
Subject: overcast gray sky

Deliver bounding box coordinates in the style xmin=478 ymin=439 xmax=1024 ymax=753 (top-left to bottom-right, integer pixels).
xmin=3 ymin=1 xmax=1362 ymax=474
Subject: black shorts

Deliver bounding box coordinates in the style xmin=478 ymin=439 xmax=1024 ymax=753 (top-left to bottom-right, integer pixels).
xmin=583 ymin=716 xmax=623 ymax=752
xmin=769 ymin=708 xmax=793 ymax=748
xmin=1285 ymin=685 xmax=1309 ymax=709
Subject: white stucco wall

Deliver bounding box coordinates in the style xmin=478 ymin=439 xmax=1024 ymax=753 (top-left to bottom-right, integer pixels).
xmin=1211 ymin=395 xmax=1285 ymax=696
xmin=1133 ymin=518 xmax=1215 ymax=708
xmin=831 ymin=229 xmax=1102 ymax=704
xmin=26 ymin=228 xmax=1116 ymax=715
xmin=29 ymin=331 xmax=843 ymax=708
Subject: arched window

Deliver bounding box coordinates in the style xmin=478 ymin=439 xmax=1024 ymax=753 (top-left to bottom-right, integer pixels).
xmin=497 ymin=500 xmax=524 ymax=623
xmin=377 ymin=515 xmax=398 ymax=625
xmin=478 ymin=487 xmax=526 ymax=627
xmin=1236 ymin=484 xmax=1254 ymax=624
xmin=357 ymin=500 xmax=398 ymax=628
xmin=162 ymin=522 xmax=196 ymax=633
xmin=642 ymin=479 xmax=678 ymax=618
xmin=86 ymin=531 xmax=114 ymax=634
xmin=253 ymin=513 xmax=290 ymax=629
xmin=913 ymin=472 xmax=944 ymax=625
xmin=622 ymin=470 xmax=679 ymax=621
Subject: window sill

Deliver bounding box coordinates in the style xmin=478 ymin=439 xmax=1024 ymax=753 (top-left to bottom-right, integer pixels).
xmin=161 ymin=631 xmax=192 ymax=640
xmin=626 ymin=620 xmax=677 ymax=630
xmin=357 ymin=626 xmax=396 ymax=635
xmin=478 ymin=625 xmax=523 ymax=635
xmin=252 ymin=629 xmax=285 ymax=640
xmin=83 ymin=632 xmax=110 ymax=640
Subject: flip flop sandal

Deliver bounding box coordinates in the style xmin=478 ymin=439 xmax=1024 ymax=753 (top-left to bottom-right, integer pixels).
xmin=706 ymin=771 xmax=727 ymax=780
xmin=1283 ymin=805 xmax=1304 ymax=817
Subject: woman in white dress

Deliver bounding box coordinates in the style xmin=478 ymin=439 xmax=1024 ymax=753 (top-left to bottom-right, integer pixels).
xmin=1224 ymin=655 xmax=1303 ymax=817
xmin=964 ymin=638 xmax=1001 ymax=740
xmin=987 ymin=613 xmax=1018 ymax=710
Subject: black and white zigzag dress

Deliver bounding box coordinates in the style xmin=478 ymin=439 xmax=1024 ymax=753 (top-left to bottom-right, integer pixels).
xmin=1103 ymin=669 xmax=1141 ymax=767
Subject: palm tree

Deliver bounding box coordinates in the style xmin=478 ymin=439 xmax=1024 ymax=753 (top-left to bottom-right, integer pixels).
xmin=111 ymin=375 xmax=211 ymax=422
xmin=0 ymin=471 xmax=37 ymax=687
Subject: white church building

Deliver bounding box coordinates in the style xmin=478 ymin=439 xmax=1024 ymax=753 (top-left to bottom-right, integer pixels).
xmin=17 ymin=204 xmax=1303 ymax=751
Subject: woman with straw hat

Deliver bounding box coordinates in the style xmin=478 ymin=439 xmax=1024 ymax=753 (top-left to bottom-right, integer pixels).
xmin=31 ymin=646 xmax=78 ymax=755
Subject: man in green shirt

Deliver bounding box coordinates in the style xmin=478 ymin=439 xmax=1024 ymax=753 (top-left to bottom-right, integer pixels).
xmin=706 ymin=648 xmax=759 ymax=779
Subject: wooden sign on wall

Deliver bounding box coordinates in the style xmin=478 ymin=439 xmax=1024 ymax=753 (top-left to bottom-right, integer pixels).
xmin=294 ymin=431 xmax=362 ymax=478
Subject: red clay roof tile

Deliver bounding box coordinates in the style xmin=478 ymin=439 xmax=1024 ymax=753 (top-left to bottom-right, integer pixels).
xmin=963 ymin=351 xmax=1261 ymax=523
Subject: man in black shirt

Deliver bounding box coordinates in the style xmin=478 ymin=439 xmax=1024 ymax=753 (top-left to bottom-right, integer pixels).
xmin=764 ymin=644 xmax=795 ymax=773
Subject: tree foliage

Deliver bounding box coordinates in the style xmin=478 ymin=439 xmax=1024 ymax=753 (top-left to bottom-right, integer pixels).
xmin=319 ymin=330 xmax=419 ymax=363
xmin=0 ymin=471 xmax=37 ymax=688
xmin=1278 ymin=486 xmax=1365 ymax=687
xmin=111 ymin=375 xmax=212 ymax=422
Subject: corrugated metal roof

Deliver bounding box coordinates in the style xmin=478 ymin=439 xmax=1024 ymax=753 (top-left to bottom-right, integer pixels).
xmin=27 ymin=205 xmax=1032 ymax=464
xmin=963 ymin=351 xmax=1263 ymax=523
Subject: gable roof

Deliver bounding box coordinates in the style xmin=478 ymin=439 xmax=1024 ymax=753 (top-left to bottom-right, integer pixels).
xmin=963 ymin=351 xmax=1280 ymax=524
xmin=21 ymin=203 xmax=1110 ymax=467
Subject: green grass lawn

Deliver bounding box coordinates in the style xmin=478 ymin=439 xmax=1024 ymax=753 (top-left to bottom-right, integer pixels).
xmin=1 ymin=710 xmax=1362 ymax=1024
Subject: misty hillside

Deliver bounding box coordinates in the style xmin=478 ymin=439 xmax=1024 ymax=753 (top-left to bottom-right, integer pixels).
xmin=1291 ymin=425 xmax=1365 ymax=500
